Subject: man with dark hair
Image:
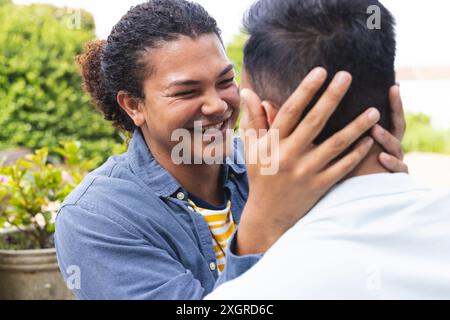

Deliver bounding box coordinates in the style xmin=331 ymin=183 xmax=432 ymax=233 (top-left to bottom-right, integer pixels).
xmin=206 ymin=0 xmax=450 ymax=299
xmin=243 ymin=0 xmax=396 ymax=144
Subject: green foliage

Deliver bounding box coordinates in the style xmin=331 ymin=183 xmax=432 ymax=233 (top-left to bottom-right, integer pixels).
xmin=226 ymin=34 xmax=248 ymax=129
xmin=0 ymin=141 xmax=96 ymax=250
xmin=0 ymin=0 xmax=11 ymax=7
xmin=226 ymin=34 xmax=247 ymax=84
xmin=403 ymin=113 xmax=450 ymax=155
xmin=0 ymin=3 xmax=123 ymax=163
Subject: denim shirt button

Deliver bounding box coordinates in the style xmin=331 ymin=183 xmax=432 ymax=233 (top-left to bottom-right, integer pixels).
xmin=209 ymin=262 xmax=217 ymax=271
xmin=176 ymin=192 xmax=185 ymax=200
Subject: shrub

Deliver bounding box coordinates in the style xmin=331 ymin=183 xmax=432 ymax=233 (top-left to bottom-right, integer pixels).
xmin=403 ymin=113 xmax=450 ymax=155
xmin=0 ymin=141 xmax=96 ymax=250
xmin=0 ymin=2 xmax=124 ymax=163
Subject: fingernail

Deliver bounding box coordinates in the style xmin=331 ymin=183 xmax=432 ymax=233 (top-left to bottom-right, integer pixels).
xmin=366 ymin=137 xmax=374 ymax=147
xmin=334 ymin=72 xmax=351 ymax=86
xmin=376 ymin=125 xmax=385 ymax=136
xmin=310 ymin=67 xmax=326 ymax=81
xmin=381 ymin=153 xmax=391 ymax=162
xmin=368 ymin=108 xmax=380 ymax=121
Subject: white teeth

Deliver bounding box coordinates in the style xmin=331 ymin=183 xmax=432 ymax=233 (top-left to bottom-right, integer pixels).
xmin=202 ymin=121 xmax=224 ymax=133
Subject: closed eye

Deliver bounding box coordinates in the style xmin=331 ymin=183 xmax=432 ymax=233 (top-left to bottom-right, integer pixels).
xmin=174 ymin=90 xmax=196 ymax=97
xmin=219 ymin=77 xmax=235 ymax=86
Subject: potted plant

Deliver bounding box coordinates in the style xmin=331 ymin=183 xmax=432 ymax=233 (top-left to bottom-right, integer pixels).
xmin=0 ymin=141 xmax=95 ymax=299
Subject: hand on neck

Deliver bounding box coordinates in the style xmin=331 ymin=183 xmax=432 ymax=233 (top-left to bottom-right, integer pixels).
xmin=346 ymin=142 xmax=391 ymax=180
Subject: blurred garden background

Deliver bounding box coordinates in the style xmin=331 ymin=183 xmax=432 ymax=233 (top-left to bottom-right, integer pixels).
xmin=1 ymin=0 xmax=450 ymax=246
xmin=2 ymin=0 xmax=450 ymax=156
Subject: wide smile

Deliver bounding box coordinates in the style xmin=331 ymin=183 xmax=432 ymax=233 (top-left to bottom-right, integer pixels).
xmin=187 ymin=113 xmax=234 ymax=134
xmin=200 ymin=118 xmax=230 ymax=133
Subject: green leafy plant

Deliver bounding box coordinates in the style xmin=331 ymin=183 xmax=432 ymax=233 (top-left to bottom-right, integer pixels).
xmin=0 ymin=2 xmax=124 ymax=162
xmin=0 ymin=141 xmax=96 ymax=250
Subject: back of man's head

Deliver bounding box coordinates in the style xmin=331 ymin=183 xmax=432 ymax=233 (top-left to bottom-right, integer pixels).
xmin=243 ymin=0 xmax=396 ymax=143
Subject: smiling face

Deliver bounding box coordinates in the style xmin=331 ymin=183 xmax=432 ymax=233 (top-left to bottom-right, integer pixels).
xmin=135 ymin=33 xmax=240 ymax=163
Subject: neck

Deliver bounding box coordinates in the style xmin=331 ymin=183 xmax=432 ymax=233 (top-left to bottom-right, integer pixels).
xmin=140 ymin=128 xmax=224 ymax=206
xmin=346 ymin=143 xmax=390 ymax=179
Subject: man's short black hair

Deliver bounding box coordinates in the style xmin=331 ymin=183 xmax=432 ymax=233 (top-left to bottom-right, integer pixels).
xmin=243 ymin=0 xmax=396 ymax=143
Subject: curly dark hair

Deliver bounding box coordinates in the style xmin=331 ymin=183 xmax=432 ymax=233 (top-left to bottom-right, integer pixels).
xmin=76 ymin=0 xmax=222 ymax=132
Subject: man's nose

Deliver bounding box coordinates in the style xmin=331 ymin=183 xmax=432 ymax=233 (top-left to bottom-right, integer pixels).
xmin=201 ymin=94 xmax=228 ymax=116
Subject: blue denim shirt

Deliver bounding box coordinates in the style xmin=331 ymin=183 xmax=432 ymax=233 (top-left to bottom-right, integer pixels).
xmin=55 ymin=129 xmax=261 ymax=300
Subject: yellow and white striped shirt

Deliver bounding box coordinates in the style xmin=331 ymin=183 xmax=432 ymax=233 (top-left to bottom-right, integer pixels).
xmin=188 ymin=199 xmax=235 ymax=273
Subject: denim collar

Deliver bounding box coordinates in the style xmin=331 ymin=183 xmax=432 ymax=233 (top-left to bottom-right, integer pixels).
xmin=127 ymin=128 xmax=246 ymax=198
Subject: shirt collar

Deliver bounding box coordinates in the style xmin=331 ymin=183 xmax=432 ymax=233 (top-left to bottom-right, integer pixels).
xmin=312 ymin=173 xmax=431 ymax=212
xmin=127 ymin=128 xmax=246 ymax=198
xmin=223 ymin=135 xmax=247 ymax=175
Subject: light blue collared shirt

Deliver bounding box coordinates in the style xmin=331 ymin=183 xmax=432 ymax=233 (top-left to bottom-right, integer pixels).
xmin=207 ymin=173 xmax=450 ymax=299
xmin=55 ymin=129 xmax=261 ymax=300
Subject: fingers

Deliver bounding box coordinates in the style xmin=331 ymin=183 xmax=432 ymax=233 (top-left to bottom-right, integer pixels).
xmin=291 ymin=71 xmax=352 ymax=146
xmin=313 ymin=108 xmax=380 ymax=171
xmin=389 ymin=85 xmax=406 ymax=140
xmin=270 ymin=67 xmax=327 ymax=138
xmin=318 ymin=137 xmax=374 ymax=187
xmin=371 ymin=124 xmax=404 ymax=160
xmin=379 ymin=152 xmax=409 ymax=173
xmin=239 ymin=88 xmax=268 ymax=137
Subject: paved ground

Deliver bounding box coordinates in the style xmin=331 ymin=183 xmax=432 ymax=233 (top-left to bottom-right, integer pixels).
xmin=405 ymin=152 xmax=450 ymax=189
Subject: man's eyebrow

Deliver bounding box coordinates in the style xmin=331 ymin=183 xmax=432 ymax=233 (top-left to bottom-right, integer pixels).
xmin=166 ymin=79 xmax=201 ymax=89
xmin=166 ymin=64 xmax=235 ymax=90
xmin=218 ymin=64 xmax=235 ymax=78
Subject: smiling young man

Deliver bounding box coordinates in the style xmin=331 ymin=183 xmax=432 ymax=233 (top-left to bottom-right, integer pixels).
xmin=206 ymin=0 xmax=450 ymax=299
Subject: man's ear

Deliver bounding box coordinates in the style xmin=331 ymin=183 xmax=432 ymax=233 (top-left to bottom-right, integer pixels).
xmin=261 ymin=100 xmax=278 ymax=127
xmin=117 ymin=90 xmax=146 ymax=127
